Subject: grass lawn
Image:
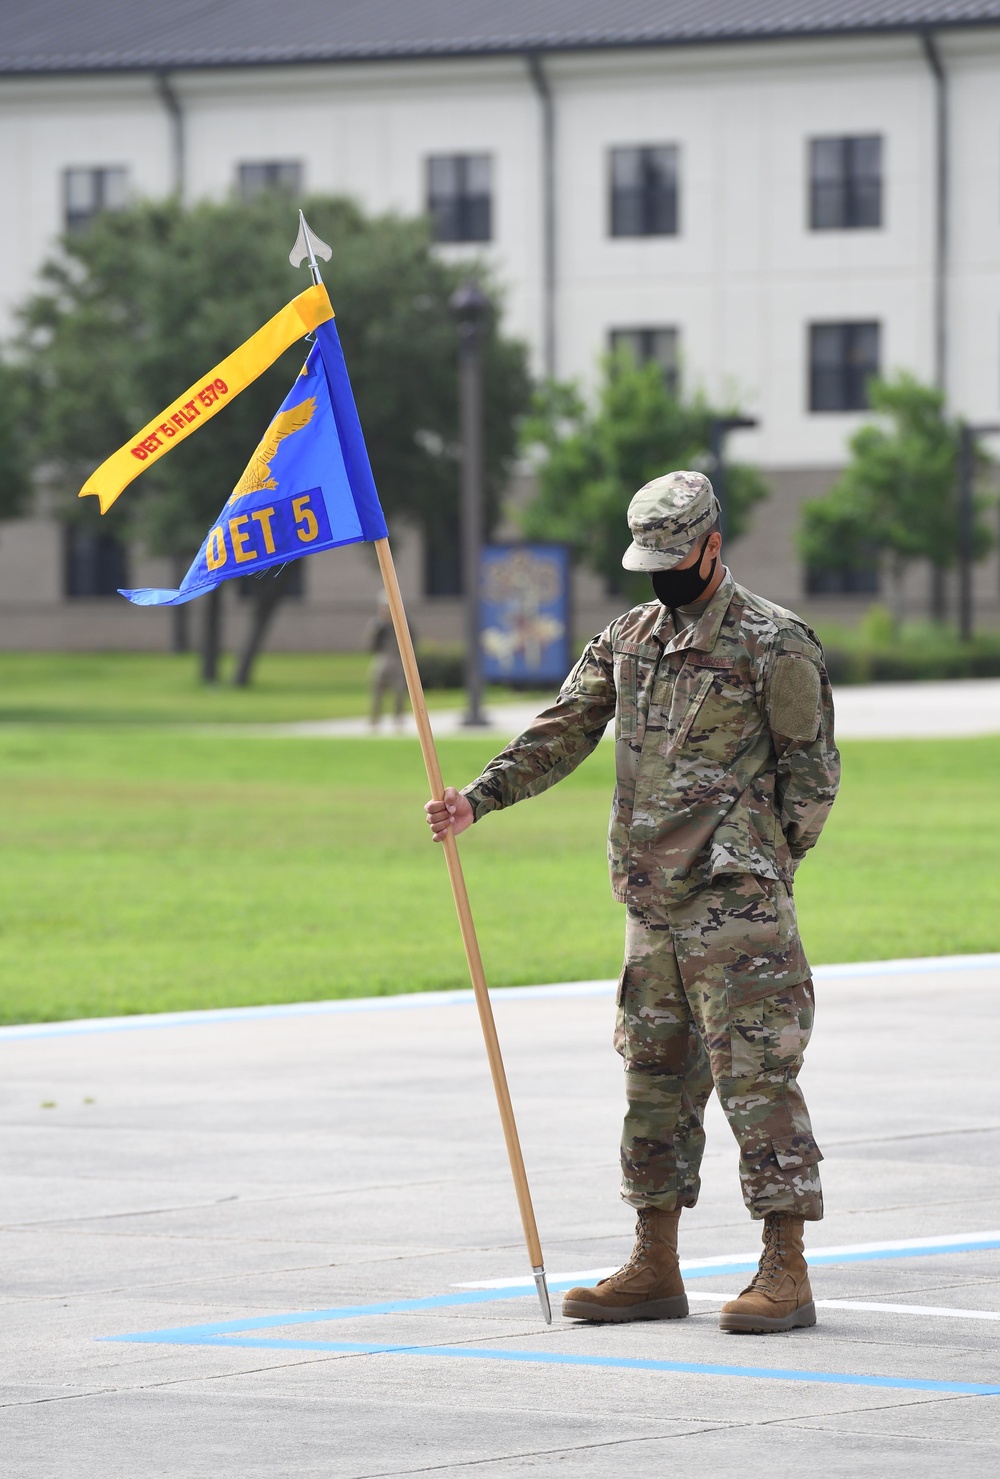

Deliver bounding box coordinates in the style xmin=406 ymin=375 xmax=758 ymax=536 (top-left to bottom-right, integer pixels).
xmin=0 ymin=722 xmax=997 ymax=1024
xmin=0 ymin=651 xmax=537 ymax=725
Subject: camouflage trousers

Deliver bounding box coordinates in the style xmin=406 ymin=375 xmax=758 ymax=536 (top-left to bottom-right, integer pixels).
xmin=614 ymin=874 xmax=824 ymax=1221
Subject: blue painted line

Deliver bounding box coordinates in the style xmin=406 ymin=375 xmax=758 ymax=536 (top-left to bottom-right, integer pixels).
xmin=676 ymin=1238 xmax=1000 ymax=1282
xmin=104 ymin=1288 xmax=521 ymax=1343
xmin=101 ymin=1336 xmax=1000 ymax=1394
xmin=806 ymin=1239 xmax=1000 ymax=1268
xmin=102 ymin=1235 xmax=1000 ymax=1350
xmin=5 ymin=954 xmax=999 ymax=1040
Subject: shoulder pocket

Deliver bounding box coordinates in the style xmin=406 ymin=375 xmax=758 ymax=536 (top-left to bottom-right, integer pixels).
xmin=769 ymin=656 xmax=821 ymax=741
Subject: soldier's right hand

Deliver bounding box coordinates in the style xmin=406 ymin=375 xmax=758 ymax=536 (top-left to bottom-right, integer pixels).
xmin=424 ymin=786 xmax=474 ymax=843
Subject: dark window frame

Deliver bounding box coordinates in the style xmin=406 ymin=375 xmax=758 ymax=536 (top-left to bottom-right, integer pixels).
xmin=609 ymin=326 xmax=680 ymax=394
xmin=237 ymin=160 xmax=304 ymax=200
xmin=804 ymin=562 xmax=880 ymax=596
xmin=809 ymin=135 xmax=883 ymax=230
xmin=427 ymin=154 xmax=493 ymax=243
xmin=809 ymin=321 xmax=881 ymax=412
xmin=423 ymin=521 xmax=463 ymax=597
xmin=63 ymin=166 xmax=129 ymax=234
xmin=63 ymin=525 xmax=129 ymax=598
xmin=609 ymin=145 xmax=679 ymax=238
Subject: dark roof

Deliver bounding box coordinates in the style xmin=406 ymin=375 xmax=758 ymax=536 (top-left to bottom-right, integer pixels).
xmin=3 ymin=0 xmax=1000 ymax=76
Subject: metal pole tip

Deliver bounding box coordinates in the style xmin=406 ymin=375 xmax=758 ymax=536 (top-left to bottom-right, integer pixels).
xmin=532 ymin=1266 xmax=552 ymax=1324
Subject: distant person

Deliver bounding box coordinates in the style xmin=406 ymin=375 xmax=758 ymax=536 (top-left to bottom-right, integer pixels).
xmin=425 ymin=472 xmax=840 ymax=1335
xmin=365 ymin=593 xmax=408 ymax=731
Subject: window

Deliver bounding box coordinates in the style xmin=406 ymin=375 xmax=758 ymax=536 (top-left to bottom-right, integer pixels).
xmin=64 ymin=526 xmax=128 ymax=598
xmin=610 ymin=146 xmax=678 ymax=237
xmin=809 ymin=322 xmax=880 ymax=412
xmin=238 ymin=160 xmax=304 ymax=200
xmin=63 ymin=167 xmax=129 ymax=234
xmin=610 ymin=327 xmax=680 ymax=393
xmin=809 ymin=136 xmax=882 ymax=229
xmin=805 ymin=563 xmax=880 ymax=596
xmin=427 ymin=155 xmax=492 ymax=243
xmin=424 ymin=524 xmax=462 ymax=597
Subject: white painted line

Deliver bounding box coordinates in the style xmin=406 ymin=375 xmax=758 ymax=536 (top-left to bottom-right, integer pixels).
xmin=817 ymin=1300 xmax=1000 ymax=1320
xmin=0 ymin=979 xmax=617 ymax=1041
xmin=3 ymin=955 xmax=1000 ymax=1041
xmin=813 ymin=952 xmax=1000 ymax=981
xmin=683 ymin=1291 xmax=1000 ymax=1320
xmin=457 ymin=1231 xmax=1000 ymax=1289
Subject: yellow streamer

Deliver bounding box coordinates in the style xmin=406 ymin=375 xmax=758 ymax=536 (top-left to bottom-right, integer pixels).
xmin=79 ymin=283 xmax=334 ymax=514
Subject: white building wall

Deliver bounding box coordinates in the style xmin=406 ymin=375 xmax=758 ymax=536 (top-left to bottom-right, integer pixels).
xmin=0 ymin=74 xmax=174 ymax=334
xmin=548 ymin=37 xmax=946 ymax=469
xmin=0 ymin=29 xmax=999 ymax=647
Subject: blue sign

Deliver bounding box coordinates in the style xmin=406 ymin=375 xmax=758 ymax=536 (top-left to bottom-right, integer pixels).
xmin=480 ymin=544 xmax=572 ymax=686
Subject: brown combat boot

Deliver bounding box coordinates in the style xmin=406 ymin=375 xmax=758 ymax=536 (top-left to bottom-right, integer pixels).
xmin=562 ymin=1208 xmax=688 ymax=1322
xmin=719 ymin=1213 xmax=816 ymax=1333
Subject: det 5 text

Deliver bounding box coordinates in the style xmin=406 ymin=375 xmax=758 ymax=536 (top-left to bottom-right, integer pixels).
xmin=204 ymin=490 xmax=333 ymax=573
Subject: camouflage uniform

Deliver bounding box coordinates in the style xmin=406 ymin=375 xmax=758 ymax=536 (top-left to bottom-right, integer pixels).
xmin=462 ymin=562 xmax=839 ymax=1222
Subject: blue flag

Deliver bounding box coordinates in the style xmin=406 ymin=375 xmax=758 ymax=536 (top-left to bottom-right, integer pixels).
xmin=120 ymin=318 xmax=388 ymax=607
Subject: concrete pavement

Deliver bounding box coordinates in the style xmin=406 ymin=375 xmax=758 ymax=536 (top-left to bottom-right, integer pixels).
xmin=3 ymin=959 xmax=1000 ymax=1475
xmin=253 ymin=676 xmax=1000 ymax=741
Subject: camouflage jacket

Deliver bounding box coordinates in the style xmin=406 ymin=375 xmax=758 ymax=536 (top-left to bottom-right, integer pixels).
xmin=462 ymin=571 xmax=840 ymax=906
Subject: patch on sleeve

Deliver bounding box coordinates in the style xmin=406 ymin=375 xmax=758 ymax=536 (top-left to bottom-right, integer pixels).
xmin=769 ymin=656 xmax=821 ymax=741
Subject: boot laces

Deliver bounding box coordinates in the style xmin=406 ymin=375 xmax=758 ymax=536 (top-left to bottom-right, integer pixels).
xmin=748 ymin=1218 xmax=786 ymax=1293
xmin=602 ymin=1209 xmax=662 ymax=1286
xmin=619 ymin=1209 xmax=655 ymax=1274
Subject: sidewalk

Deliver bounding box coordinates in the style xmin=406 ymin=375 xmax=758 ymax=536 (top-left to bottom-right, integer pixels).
xmin=249 ymin=677 xmax=1000 ymax=742
xmin=3 ymin=957 xmax=999 ymax=1476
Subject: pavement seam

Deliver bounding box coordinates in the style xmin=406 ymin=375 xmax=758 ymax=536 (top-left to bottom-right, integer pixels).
xmin=824 ymin=1125 xmax=1000 ymax=1149
xmin=347 ymin=1421 xmax=746 ymax=1479
xmin=0 ymin=1353 xmax=369 ymax=1408
xmin=775 ymin=1412 xmax=1000 ymax=1444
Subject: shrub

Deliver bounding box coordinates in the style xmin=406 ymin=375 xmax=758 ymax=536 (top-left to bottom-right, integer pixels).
xmin=818 ymin=622 xmax=1000 ymax=684
xmin=416 ymin=643 xmax=465 ymax=689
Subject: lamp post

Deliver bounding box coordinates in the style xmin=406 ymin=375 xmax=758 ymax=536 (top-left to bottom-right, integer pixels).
xmin=707 ymin=415 xmax=759 ymax=542
xmin=956 ymin=421 xmax=1000 ymax=642
xmin=450 ymin=278 xmax=490 ymax=727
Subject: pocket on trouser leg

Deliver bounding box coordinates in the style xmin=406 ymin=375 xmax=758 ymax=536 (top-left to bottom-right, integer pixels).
xmin=614 ymin=930 xmax=690 ymax=1072
xmin=734 ymin=1105 xmax=824 ymax=1220
xmin=747 ymin=1133 xmax=824 ymax=1220
xmin=766 ymin=978 xmax=815 ymax=1069
xmin=725 ymin=983 xmax=770 ymax=1079
xmin=612 ymin=967 xmax=628 ymax=1058
xmin=677 ymin=875 xmax=790 ymax=1082
xmin=720 ymin=976 xmax=815 ymax=1080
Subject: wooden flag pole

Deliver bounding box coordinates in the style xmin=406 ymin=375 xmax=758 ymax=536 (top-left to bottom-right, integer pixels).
xmin=287 ymin=214 xmax=549 ymax=1320
xmin=374 ymin=536 xmax=552 ymax=1324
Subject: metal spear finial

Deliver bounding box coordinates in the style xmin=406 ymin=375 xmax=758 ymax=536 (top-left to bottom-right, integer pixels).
xmin=289 ymin=209 xmax=332 ymax=286
xmin=533 ymin=1266 xmax=552 ymax=1324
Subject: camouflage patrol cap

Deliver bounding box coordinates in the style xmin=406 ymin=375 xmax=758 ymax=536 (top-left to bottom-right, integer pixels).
xmin=622 ymin=470 xmax=721 ymax=572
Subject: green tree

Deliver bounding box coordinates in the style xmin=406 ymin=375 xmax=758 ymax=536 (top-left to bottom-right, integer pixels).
xmin=17 ymin=193 xmax=530 ymax=681
xmin=0 ymin=357 xmax=32 ymax=522
xmin=798 ymin=373 xmax=994 ymax=624
xmin=520 ymin=351 xmax=768 ymax=597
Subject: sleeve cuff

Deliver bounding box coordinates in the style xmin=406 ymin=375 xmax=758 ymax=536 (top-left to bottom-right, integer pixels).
xmin=460 ymin=783 xmax=499 ymax=823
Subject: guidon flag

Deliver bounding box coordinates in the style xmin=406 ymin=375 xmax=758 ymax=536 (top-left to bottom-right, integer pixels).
xmin=79 ymin=284 xmax=388 ymax=606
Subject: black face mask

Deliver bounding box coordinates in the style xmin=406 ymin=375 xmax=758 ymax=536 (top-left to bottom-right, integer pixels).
xmin=650 ymin=538 xmax=718 ymax=607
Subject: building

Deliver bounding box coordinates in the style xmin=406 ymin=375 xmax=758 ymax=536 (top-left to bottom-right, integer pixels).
xmin=2 ymin=1 xmax=1000 ymax=651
